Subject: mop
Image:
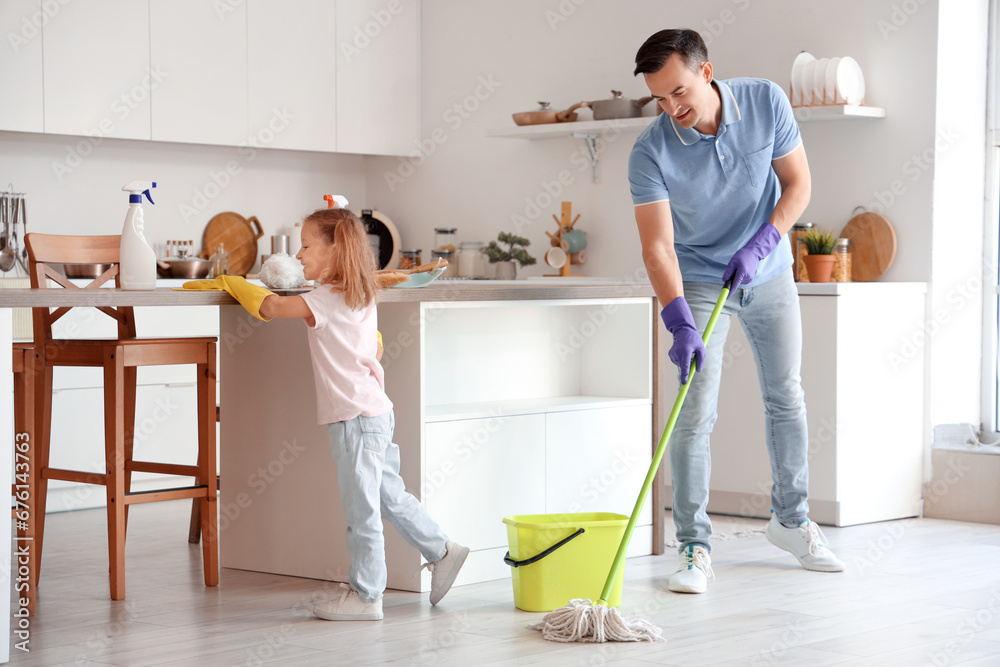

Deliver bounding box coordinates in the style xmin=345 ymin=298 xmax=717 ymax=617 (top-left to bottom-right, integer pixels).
xmin=530 ymin=280 xmax=732 ymax=643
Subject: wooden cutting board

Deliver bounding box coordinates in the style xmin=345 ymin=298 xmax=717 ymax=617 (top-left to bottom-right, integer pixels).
xmin=840 ymin=211 xmax=896 ymax=281
xmin=200 ymin=212 xmax=264 ymax=276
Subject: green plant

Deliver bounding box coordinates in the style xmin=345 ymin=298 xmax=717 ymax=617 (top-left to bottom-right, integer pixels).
xmin=802 ymin=228 xmax=837 ymax=255
xmin=484 ymin=232 xmax=537 ymax=266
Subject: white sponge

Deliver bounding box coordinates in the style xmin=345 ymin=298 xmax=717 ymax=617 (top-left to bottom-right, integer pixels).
xmin=259 ymin=253 xmax=306 ymax=289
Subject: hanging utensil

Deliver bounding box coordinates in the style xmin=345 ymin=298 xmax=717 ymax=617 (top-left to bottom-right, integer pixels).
xmin=0 ymin=193 xmax=13 ymax=272
xmin=17 ymin=196 xmax=28 ymax=271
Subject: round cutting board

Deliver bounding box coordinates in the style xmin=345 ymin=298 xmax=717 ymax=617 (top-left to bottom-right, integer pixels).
xmin=354 ymin=209 xmax=401 ymax=270
xmin=840 ymin=211 xmax=896 ymax=281
xmin=201 ymin=212 xmax=264 ymax=276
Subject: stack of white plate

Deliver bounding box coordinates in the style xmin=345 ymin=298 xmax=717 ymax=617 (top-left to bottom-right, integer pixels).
xmin=790 ymin=52 xmax=865 ymax=107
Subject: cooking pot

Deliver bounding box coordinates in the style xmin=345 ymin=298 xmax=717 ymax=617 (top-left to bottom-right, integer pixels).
xmin=512 ymin=101 xmax=587 ymax=126
xmin=157 ymin=250 xmax=212 ymax=279
xmin=586 ymin=90 xmax=655 ymax=120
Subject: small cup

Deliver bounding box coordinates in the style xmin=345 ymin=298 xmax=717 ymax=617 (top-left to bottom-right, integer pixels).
xmin=561 ymin=229 xmax=587 ymax=254
xmin=545 ymin=246 xmax=567 ymax=269
xmin=271 ymin=234 xmax=289 ymax=255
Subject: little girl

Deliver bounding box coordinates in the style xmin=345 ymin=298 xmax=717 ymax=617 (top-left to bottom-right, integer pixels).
xmin=258 ymin=207 xmax=468 ymax=621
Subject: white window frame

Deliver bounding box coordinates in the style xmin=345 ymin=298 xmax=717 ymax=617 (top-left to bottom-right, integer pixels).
xmin=983 ymin=0 xmax=1000 ymax=435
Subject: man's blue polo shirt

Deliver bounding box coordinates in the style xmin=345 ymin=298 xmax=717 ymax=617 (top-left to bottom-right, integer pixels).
xmin=628 ymin=78 xmax=801 ymax=287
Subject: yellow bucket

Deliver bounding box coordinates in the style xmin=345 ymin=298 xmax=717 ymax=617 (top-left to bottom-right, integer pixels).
xmin=502 ymin=512 xmax=627 ymax=612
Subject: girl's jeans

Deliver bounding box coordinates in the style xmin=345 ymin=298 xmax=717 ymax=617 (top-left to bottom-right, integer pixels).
xmin=328 ymin=410 xmax=448 ymax=602
xmin=671 ymin=270 xmax=809 ymax=553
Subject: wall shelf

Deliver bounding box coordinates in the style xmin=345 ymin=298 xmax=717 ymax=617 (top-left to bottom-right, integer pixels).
xmin=487 ymin=116 xmax=657 ymax=182
xmin=794 ymin=105 xmax=886 ymax=122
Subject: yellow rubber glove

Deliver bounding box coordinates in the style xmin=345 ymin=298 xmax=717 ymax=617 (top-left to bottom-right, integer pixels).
xmin=175 ymin=276 xmax=275 ymax=321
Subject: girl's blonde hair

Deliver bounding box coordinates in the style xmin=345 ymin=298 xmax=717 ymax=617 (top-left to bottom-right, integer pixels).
xmin=304 ymin=208 xmax=380 ymax=310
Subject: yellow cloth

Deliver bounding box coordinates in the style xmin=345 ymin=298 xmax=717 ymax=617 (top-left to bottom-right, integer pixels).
xmin=377 ymin=330 xmax=383 ymax=348
xmin=176 ymin=276 xmax=275 ymax=321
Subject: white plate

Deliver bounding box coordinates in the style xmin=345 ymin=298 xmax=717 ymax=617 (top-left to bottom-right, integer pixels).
xmin=790 ymin=51 xmax=815 ymax=107
xmin=836 ymin=56 xmax=865 ymax=106
xmin=812 ymin=58 xmax=828 ymax=106
xmin=824 ymin=56 xmax=842 ymax=104
xmin=801 ymin=60 xmax=819 ymax=106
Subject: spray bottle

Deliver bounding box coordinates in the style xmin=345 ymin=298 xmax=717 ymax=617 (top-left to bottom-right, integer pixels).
xmin=120 ymin=181 xmax=158 ymax=290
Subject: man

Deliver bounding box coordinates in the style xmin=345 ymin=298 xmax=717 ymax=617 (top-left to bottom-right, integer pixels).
xmin=628 ymin=29 xmax=843 ymax=594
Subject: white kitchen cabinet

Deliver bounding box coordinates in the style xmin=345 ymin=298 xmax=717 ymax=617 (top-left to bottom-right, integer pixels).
xmin=0 ymin=0 xmax=44 ymax=133
xmin=149 ymin=0 xmax=248 ymax=146
xmin=661 ymin=282 xmax=927 ymax=527
xmin=335 ymin=0 xmax=420 ymax=155
xmin=247 ymin=0 xmax=337 ymax=152
xmin=42 ymin=0 xmax=151 ymax=140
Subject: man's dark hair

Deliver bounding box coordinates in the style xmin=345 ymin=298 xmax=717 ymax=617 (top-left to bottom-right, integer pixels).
xmin=634 ymin=29 xmax=708 ymax=76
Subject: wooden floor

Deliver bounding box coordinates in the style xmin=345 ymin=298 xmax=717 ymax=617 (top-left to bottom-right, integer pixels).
xmin=8 ymin=501 xmax=1000 ymax=666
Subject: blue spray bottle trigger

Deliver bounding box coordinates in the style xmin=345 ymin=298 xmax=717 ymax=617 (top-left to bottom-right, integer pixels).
xmin=142 ymin=189 xmax=155 ymax=205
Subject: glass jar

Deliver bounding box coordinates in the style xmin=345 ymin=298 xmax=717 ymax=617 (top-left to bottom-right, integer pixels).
xmin=209 ymin=243 xmax=229 ymax=278
xmin=831 ymin=237 xmax=852 ymax=282
xmin=457 ymin=241 xmax=485 ymax=278
xmin=790 ymin=222 xmax=813 ymax=282
xmin=431 ymin=249 xmax=455 ymax=268
xmin=434 ymin=228 xmax=457 ymax=254
xmin=400 ymin=249 xmax=422 ymax=270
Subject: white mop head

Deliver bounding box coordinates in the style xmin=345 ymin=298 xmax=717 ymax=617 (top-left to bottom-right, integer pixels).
xmin=528 ymin=599 xmax=664 ymax=643
xmin=258 ymin=252 xmax=305 ymax=289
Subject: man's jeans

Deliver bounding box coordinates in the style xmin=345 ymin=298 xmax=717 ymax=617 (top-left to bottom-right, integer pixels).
xmin=329 ymin=410 xmax=448 ymax=602
xmin=670 ymin=269 xmax=809 ymax=552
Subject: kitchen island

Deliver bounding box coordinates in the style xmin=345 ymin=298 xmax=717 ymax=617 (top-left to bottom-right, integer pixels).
xmin=0 ymin=280 xmax=663 ymax=612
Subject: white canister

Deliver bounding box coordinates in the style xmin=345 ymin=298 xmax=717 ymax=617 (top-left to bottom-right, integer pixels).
xmin=457 ymin=241 xmax=485 ymax=278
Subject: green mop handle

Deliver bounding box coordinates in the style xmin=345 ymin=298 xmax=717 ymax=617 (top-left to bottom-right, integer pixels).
xmin=596 ymin=279 xmax=732 ymax=606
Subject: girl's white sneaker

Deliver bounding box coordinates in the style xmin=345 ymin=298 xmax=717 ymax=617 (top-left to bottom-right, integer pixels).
xmin=423 ymin=541 xmax=470 ymax=605
xmin=313 ymin=583 xmax=383 ymax=621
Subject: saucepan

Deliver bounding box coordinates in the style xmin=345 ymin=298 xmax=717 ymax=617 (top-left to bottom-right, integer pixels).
xmin=157 ymin=255 xmax=212 ymax=279
xmin=584 ymin=90 xmax=656 ymax=120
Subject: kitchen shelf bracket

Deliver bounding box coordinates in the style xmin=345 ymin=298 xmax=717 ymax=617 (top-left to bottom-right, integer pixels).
xmin=571 ymin=132 xmax=601 ymax=183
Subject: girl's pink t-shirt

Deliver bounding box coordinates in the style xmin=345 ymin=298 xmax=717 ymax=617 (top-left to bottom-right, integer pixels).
xmin=301 ymin=284 xmax=393 ymax=424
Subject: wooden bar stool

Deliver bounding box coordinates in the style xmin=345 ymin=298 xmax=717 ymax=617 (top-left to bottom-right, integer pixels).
xmin=11 ymin=344 xmax=37 ymax=616
xmin=22 ymin=233 xmax=219 ymax=601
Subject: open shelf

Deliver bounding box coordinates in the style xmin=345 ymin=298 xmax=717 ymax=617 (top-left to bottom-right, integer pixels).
xmin=793 ymin=105 xmax=886 ymax=121
xmin=424 ymin=395 xmax=652 ymax=423
xmin=486 ymin=116 xmax=655 ymax=139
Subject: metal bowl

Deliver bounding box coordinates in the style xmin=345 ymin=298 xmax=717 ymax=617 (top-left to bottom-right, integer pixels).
xmin=62 ymin=263 xmax=114 ymax=278
xmin=157 ymin=258 xmax=212 ymax=279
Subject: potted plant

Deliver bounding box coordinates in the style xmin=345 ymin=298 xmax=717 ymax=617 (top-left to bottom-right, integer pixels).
xmin=800 ymin=228 xmax=838 ymax=282
xmin=484 ymin=232 xmax=536 ymax=280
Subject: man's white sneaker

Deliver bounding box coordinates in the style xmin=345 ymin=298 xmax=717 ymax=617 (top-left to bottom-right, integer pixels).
xmin=313 ymin=583 xmax=383 ymax=621
xmin=668 ymin=544 xmax=713 ymax=593
xmin=765 ymin=513 xmax=844 ymax=572
xmin=422 ymin=541 xmax=469 ymax=605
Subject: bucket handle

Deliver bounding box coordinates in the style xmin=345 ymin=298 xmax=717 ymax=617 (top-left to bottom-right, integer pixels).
xmin=503 ymin=528 xmax=585 ymax=568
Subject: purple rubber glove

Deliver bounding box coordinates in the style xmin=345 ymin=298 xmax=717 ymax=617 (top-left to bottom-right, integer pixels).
xmin=722 ymin=222 xmax=782 ymax=291
xmin=660 ymin=296 xmax=705 ymax=386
